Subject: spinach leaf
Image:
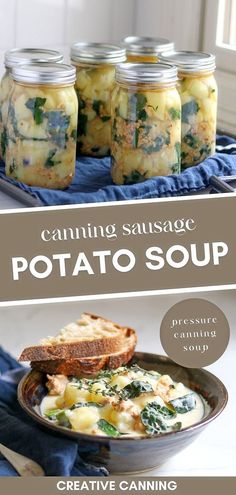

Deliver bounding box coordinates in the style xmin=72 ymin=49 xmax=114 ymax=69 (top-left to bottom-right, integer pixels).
xmin=175 ymin=142 xmax=181 ymax=163
xmin=169 ymin=393 xmax=196 ymax=414
xmin=25 ymin=97 xmax=46 ymax=125
xmin=183 ymin=133 xmax=200 ymax=149
xmin=91 ymin=146 xmax=100 ymax=152
xmin=133 ymin=128 xmax=139 ymax=148
xmin=45 ymin=409 xmax=63 ymax=420
xmin=130 ymin=93 xmax=148 ymax=121
xmin=182 ymin=100 xmax=199 ymax=124
xmin=92 ymin=99 xmax=102 ymax=116
xmin=123 ymin=170 xmax=147 ymax=185
xmin=57 ymin=411 xmax=71 ymax=428
xmin=120 ymin=380 xmax=153 ymax=400
xmin=71 ymin=129 xmax=77 ymax=141
xmin=199 ymin=143 xmax=211 ymax=156
xmin=144 ymin=135 xmax=165 ymax=154
xmin=97 ymin=419 xmax=122 ymax=437
xmin=9 ymin=160 xmax=17 ymax=176
xmin=172 ymin=163 xmax=180 ymax=174
xmin=141 ymin=402 xmax=180 ymax=436
xmin=1 ymin=128 xmax=8 ymax=157
xmin=77 ymin=114 xmax=88 ymax=136
xmin=141 ymin=403 xmax=169 ymax=435
xmin=70 ymin=402 xmax=103 ymax=410
xmin=45 ymin=111 xmax=70 ymax=147
xmin=44 ymin=149 xmax=61 ymax=169
xmin=101 ymin=115 xmax=110 ymax=122
xmin=169 ymin=107 xmax=181 ymax=120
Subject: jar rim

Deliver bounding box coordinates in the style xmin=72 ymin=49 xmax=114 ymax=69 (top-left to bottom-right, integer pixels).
xmin=122 ymin=36 xmax=174 ymax=56
xmin=4 ymin=48 xmax=63 ymax=69
xmin=11 ymin=63 xmax=76 ymax=85
xmin=159 ymin=50 xmax=216 ymax=73
xmin=116 ymin=62 xmax=178 ymax=84
xmin=70 ymin=42 xmax=126 ymax=64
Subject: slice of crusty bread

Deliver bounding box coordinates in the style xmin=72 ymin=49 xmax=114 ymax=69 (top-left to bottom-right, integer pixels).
xmin=30 ymin=327 xmax=137 ymax=376
xmin=19 ymin=313 xmax=129 ymax=362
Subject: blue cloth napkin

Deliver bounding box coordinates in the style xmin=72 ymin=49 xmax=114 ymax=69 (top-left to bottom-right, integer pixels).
xmin=0 ymin=135 xmax=235 ymax=206
xmin=0 ymin=347 xmax=108 ymax=477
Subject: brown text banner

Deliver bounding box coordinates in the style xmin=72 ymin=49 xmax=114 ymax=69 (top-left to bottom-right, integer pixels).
xmin=0 ymin=476 xmax=235 ymax=495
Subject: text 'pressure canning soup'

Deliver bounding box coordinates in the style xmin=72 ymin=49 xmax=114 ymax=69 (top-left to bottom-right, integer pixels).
xmin=111 ymin=63 xmax=181 ymax=185
xmin=5 ymin=63 xmax=78 ymax=189
xmin=71 ymin=43 xmax=126 ymax=157
xmin=40 ymin=364 xmax=207 ymax=437
xmin=0 ymin=48 xmax=63 ymax=161
xmin=160 ymin=51 xmax=217 ymax=168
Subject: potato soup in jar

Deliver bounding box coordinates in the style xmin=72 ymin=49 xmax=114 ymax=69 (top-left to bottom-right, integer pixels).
xmin=5 ymin=63 xmax=78 ymax=189
xmin=0 ymin=48 xmax=63 ymax=161
xmin=111 ymin=63 xmax=181 ymax=185
xmin=160 ymin=51 xmax=217 ymax=169
xmin=122 ymin=36 xmax=174 ymax=63
xmin=71 ymin=42 xmax=126 ymax=157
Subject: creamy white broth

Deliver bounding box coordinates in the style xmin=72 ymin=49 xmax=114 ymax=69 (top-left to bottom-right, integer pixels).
xmin=40 ymin=365 xmax=209 ymax=437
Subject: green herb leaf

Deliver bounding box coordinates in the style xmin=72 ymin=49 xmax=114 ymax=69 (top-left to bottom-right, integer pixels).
xmin=25 ymin=97 xmax=46 ymax=125
xmin=182 ymin=100 xmax=199 ymax=124
xmin=97 ymin=419 xmax=122 ymax=437
xmin=1 ymin=128 xmax=8 ymax=157
xmin=141 ymin=402 xmax=169 ymax=435
xmin=92 ymin=99 xmax=102 ymax=116
xmin=120 ymin=380 xmax=153 ymax=400
xmin=71 ymin=129 xmax=77 ymax=141
xmin=175 ymin=142 xmax=181 ymax=163
xmin=169 ymin=393 xmax=196 ymax=414
xmin=70 ymin=402 xmax=103 ymax=410
xmin=45 ymin=111 xmax=70 ymax=147
xmin=183 ymin=133 xmax=200 ymax=149
xmin=140 ymin=401 xmax=179 ymax=436
xmin=130 ymin=93 xmax=148 ymax=121
xmin=169 ymin=107 xmax=181 ymax=120
xmin=101 ymin=115 xmax=110 ymax=122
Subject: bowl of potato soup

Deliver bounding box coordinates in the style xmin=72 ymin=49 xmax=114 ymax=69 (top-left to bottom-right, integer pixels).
xmin=18 ymin=353 xmax=228 ymax=473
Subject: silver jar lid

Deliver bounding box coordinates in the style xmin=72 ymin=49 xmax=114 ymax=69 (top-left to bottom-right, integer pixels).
xmin=122 ymin=36 xmax=174 ymax=56
xmin=70 ymin=42 xmax=126 ymax=64
xmin=4 ymin=48 xmax=63 ymax=69
xmin=11 ymin=63 xmax=76 ymax=85
xmin=159 ymin=51 xmax=216 ymax=73
xmin=116 ymin=62 xmax=178 ymax=85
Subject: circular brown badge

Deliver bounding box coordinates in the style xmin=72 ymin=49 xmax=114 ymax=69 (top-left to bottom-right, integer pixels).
xmin=160 ymin=298 xmax=230 ymax=367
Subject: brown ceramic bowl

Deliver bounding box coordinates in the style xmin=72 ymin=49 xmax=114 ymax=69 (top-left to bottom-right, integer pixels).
xmin=17 ymin=353 xmax=228 ymax=474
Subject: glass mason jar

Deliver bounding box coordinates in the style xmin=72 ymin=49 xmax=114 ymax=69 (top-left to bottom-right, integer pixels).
xmin=0 ymin=48 xmax=63 ymax=160
xmin=111 ymin=63 xmax=181 ymax=185
xmin=70 ymin=42 xmax=126 ymax=157
xmin=160 ymin=51 xmax=217 ymax=169
xmin=122 ymin=36 xmax=174 ymax=63
xmin=5 ymin=63 xmax=78 ymax=189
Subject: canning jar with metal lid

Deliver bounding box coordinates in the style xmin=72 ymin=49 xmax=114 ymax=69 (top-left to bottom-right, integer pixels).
xmin=111 ymin=63 xmax=181 ymax=185
xmin=70 ymin=42 xmax=126 ymax=157
xmin=5 ymin=63 xmax=78 ymax=189
xmin=0 ymin=48 xmax=63 ymax=160
xmin=160 ymin=51 xmax=217 ymax=169
xmin=122 ymin=36 xmax=174 ymax=63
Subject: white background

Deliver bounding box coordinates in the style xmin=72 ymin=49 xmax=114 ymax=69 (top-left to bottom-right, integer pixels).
xmin=0 ymin=289 xmax=235 ymax=476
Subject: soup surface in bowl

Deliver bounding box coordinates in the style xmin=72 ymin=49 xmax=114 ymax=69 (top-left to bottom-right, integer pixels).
xmin=18 ymin=353 xmax=228 ymax=474
xmin=40 ymin=364 xmax=208 ymax=437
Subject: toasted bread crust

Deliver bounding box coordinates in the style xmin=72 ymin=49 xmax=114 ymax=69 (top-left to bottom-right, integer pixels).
xmin=30 ymin=328 xmax=137 ymax=376
xmin=19 ymin=313 xmax=131 ymax=362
